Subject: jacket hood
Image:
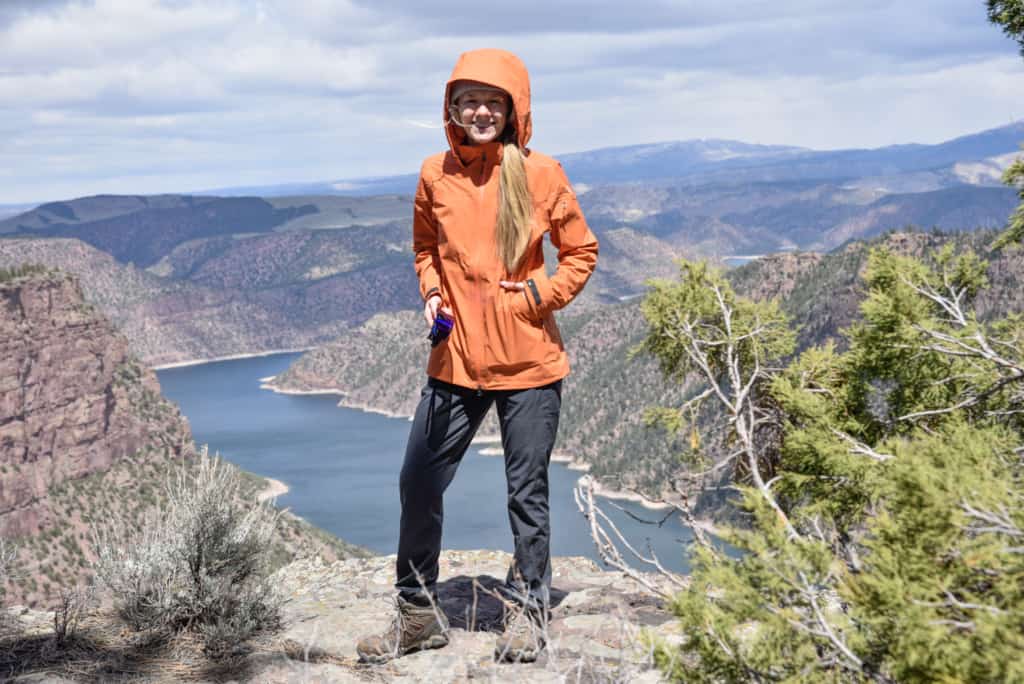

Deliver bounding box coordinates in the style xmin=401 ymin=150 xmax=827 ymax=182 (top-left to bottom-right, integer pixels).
xmin=444 ymin=48 xmax=532 ymax=155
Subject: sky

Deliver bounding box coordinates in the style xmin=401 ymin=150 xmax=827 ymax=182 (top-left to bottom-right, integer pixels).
xmin=1 ymin=0 xmax=1023 ymax=204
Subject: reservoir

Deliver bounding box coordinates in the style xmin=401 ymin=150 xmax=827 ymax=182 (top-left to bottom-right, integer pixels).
xmin=157 ymin=352 xmax=700 ymax=574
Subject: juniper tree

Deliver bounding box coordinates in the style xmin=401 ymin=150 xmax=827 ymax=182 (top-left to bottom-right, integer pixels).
xmin=642 ymin=247 xmax=1024 ymax=682
xmin=988 ymin=0 xmax=1024 ymax=55
xmin=989 ymin=0 xmax=1024 ymax=247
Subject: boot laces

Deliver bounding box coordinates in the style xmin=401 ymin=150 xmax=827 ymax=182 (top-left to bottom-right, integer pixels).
xmin=376 ymin=596 xmax=409 ymax=656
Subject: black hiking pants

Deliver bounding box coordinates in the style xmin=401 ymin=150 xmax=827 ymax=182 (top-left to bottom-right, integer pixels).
xmin=396 ymin=377 xmax=562 ymax=610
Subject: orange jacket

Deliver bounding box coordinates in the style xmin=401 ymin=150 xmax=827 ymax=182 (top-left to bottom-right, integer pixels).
xmin=413 ymin=49 xmax=599 ymax=390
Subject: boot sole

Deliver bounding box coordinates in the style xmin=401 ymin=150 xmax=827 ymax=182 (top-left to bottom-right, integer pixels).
xmin=357 ymin=633 xmax=450 ymax=664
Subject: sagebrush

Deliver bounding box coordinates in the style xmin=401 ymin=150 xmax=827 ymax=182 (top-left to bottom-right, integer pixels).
xmin=93 ymin=449 xmax=283 ymax=658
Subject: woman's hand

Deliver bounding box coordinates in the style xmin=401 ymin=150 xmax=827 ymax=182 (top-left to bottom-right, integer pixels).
xmin=424 ymin=294 xmax=453 ymax=327
xmin=500 ymin=280 xmax=529 ymax=317
xmin=499 ymin=280 xmax=526 ymax=293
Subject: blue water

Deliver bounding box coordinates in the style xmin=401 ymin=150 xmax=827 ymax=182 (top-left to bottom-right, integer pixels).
xmin=157 ymin=353 xmax=700 ymax=573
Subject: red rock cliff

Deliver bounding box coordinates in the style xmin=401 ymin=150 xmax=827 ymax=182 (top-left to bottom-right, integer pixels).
xmin=0 ymin=270 xmax=191 ymax=603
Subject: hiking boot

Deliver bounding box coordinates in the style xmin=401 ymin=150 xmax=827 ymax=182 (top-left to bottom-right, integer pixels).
xmin=494 ymin=603 xmax=546 ymax=663
xmin=356 ymin=595 xmax=449 ymax=663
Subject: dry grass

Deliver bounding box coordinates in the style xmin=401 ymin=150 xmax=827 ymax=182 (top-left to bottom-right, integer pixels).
xmin=0 ymin=608 xmax=303 ymax=683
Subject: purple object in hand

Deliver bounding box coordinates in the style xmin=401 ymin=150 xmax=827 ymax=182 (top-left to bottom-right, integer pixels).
xmin=428 ymin=312 xmax=453 ymax=347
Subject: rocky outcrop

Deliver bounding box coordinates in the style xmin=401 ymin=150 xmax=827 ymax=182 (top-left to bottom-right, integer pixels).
xmin=728 ymin=251 xmax=823 ymax=303
xmin=0 ymin=272 xmax=190 ymax=539
xmin=259 ymin=550 xmax=676 ymax=682
xmin=3 ymin=549 xmax=679 ymax=681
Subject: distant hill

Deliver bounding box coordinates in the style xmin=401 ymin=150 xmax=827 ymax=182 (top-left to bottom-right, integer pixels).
xmin=197 ymin=175 xmax=421 ymax=198
xmin=579 ymin=179 xmax=1018 ymax=255
xmin=5 ymin=123 xmax=1014 ymax=272
xmin=0 ymin=194 xmax=414 ymax=267
xmin=190 ymin=120 xmax=1024 ymax=197
xmin=0 ymin=236 xmax=421 ymax=366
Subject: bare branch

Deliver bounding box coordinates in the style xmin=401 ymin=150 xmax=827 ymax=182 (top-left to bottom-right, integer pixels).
xmin=798 ymin=571 xmax=864 ymax=671
xmin=831 ymin=429 xmax=894 ymax=462
xmin=573 ymin=478 xmax=686 ymax=599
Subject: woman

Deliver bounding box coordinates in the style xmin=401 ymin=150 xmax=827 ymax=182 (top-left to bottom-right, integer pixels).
xmin=357 ymin=48 xmax=598 ymax=664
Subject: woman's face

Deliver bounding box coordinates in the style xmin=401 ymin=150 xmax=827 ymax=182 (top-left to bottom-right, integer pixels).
xmin=454 ymin=89 xmax=510 ymax=145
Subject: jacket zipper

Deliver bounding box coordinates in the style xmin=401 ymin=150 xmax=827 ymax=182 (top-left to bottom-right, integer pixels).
xmin=475 ymin=150 xmax=488 ymax=393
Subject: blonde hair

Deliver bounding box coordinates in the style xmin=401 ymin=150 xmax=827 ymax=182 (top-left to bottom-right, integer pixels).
xmin=497 ymin=141 xmax=532 ymax=273
xmin=447 ymin=92 xmax=533 ymax=273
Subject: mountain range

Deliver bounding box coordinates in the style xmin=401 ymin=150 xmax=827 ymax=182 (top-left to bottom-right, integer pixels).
xmin=191 ymin=121 xmax=1024 ymax=198
xmin=3 ymin=123 xmax=1020 ymax=267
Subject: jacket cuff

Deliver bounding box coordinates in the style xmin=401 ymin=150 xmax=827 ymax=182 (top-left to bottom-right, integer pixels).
xmin=525 ymin=272 xmax=556 ymax=317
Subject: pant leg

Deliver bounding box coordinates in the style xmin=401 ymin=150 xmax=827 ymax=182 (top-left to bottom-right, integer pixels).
xmin=495 ymin=380 xmax=562 ymax=611
xmin=396 ymin=378 xmax=492 ymax=600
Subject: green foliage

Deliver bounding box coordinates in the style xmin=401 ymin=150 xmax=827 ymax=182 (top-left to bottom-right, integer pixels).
xmin=639 ymin=260 xmax=795 ymax=383
xmin=644 ymin=246 xmax=1024 ymax=682
xmin=988 ymin=0 xmax=1024 ymax=54
xmin=989 ymin=0 xmax=1024 ymax=246
xmin=993 ymin=153 xmax=1024 ymax=248
xmin=848 ymin=423 xmax=1024 ymax=683
xmin=0 ymin=263 xmax=50 ymax=283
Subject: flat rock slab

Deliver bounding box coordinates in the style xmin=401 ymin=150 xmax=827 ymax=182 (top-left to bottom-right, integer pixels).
xmin=254 ymin=550 xmax=680 ymax=682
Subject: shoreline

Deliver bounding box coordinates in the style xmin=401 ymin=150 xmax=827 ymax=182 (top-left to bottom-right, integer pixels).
xmin=151 ymin=347 xmax=314 ymax=371
xmin=266 ymin=378 xmax=679 ymax=507
xmin=583 ymin=476 xmax=674 ymax=512
xmin=257 ymin=477 xmax=290 ymax=502
xmin=260 ymin=380 xmax=413 ymax=420
xmin=258 ymin=378 xmax=647 ymax=507
xmin=580 ymin=475 xmax=719 ymax=534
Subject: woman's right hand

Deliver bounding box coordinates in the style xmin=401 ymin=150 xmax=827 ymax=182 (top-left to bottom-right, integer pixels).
xmin=424 ymin=294 xmax=453 ymax=327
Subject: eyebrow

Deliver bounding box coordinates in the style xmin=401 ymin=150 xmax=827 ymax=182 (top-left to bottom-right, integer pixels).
xmin=461 ymin=92 xmax=507 ymax=101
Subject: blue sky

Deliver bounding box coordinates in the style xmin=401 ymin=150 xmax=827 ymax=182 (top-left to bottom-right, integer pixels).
xmin=1 ymin=0 xmax=1023 ymax=204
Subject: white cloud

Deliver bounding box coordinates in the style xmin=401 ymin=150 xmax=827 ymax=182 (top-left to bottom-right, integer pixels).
xmin=0 ymin=0 xmax=1022 ymax=203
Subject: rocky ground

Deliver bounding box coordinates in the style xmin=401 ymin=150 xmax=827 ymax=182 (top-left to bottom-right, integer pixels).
xmin=4 ymin=550 xmax=683 ymax=682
